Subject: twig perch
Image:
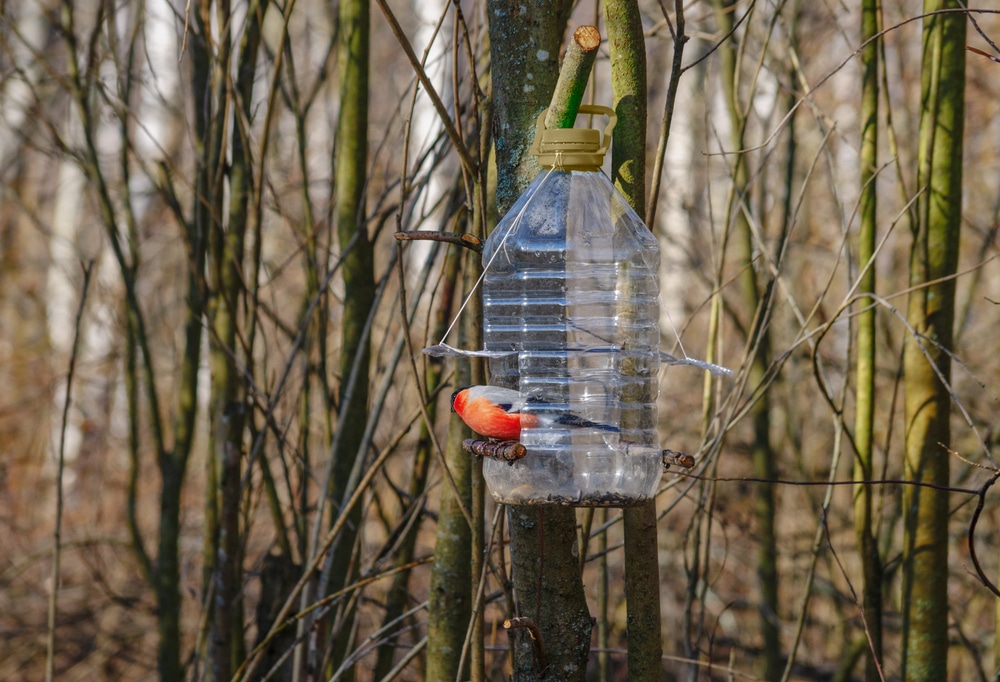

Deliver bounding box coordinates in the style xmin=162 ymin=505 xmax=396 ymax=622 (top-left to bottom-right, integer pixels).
xmin=662 ymin=449 xmax=695 ymax=470
xmin=462 ymin=439 xmax=526 ymax=463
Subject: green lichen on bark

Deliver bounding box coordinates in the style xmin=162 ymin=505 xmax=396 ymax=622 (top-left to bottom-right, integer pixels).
xmin=605 ymin=0 xmax=646 ymax=208
xmin=488 ymin=0 xmax=574 ymax=214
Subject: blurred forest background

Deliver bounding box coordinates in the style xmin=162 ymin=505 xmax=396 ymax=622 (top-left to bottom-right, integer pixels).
xmin=1 ymin=0 xmax=999 ymax=680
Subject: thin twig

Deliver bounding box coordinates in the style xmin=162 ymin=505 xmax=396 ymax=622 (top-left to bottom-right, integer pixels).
xmin=681 ymin=472 xmax=985 ymax=497
xmin=682 ymin=0 xmax=755 ymax=73
xmin=395 ymin=230 xmax=483 ymax=253
xmin=377 ymin=636 xmax=428 ymax=682
xmin=46 ymin=261 xmax=93 ymax=682
xmin=966 ymin=471 xmax=1000 ymax=597
xmin=374 ymin=0 xmax=477 ymax=177
xmin=782 ymin=365 xmax=850 ymax=682
xmin=820 ymin=512 xmax=886 ymax=682
xmin=647 ymin=0 xmax=687 ymax=226
xmin=456 ymin=503 xmax=506 ymax=682
xmin=963 ymin=1 xmax=1000 ymax=58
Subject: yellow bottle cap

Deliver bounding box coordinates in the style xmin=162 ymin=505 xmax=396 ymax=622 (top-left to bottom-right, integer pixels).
xmin=530 ymin=104 xmax=617 ymax=170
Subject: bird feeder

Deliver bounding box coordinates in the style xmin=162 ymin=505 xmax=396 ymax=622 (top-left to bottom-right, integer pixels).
xmin=480 ymin=105 xmax=662 ymax=507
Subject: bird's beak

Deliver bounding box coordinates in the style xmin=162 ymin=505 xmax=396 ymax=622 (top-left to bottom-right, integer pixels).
xmin=450 ymin=390 xmax=460 ymax=412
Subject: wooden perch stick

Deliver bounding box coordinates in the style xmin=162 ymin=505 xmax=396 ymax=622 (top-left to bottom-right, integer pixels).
xmin=462 ymin=439 xmax=526 ymax=463
xmin=662 ymin=449 xmax=695 ymax=470
xmin=394 ymin=230 xmax=483 ymax=253
xmin=545 ymin=26 xmax=601 ymax=129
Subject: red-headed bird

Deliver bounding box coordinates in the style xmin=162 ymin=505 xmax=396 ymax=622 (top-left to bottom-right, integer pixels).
xmin=450 ymin=385 xmax=618 ymax=441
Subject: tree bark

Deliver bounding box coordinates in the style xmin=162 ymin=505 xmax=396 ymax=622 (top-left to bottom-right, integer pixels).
xmin=321 ymin=0 xmax=374 ymax=675
xmin=853 ymin=0 xmax=883 ymax=679
xmin=205 ymin=3 xmax=261 ymax=677
xmin=900 ymin=2 xmax=964 ymax=679
xmin=426 ymin=248 xmax=477 ymax=681
xmin=488 ymin=0 xmax=574 ymax=216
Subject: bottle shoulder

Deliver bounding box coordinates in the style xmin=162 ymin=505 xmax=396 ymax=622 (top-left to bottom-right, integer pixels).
xmin=483 ymin=169 xmax=658 ymax=266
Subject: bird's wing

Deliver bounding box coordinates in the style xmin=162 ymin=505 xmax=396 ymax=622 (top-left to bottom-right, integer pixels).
xmin=467 ymin=385 xmax=525 ymax=413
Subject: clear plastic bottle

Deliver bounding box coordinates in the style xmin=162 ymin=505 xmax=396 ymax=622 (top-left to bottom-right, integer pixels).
xmin=481 ymin=106 xmax=661 ymax=506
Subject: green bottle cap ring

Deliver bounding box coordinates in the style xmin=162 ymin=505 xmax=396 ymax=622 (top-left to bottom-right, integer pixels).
xmin=530 ymin=104 xmax=617 ymax=169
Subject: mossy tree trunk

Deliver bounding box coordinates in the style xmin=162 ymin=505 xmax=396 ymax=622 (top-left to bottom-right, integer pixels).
xmin=488 ymin=0 xmax=574 ymax=209
xmin=900 ymin=2 xmax=964 ymax=679
xmin=204 ymin=2 xmax=262 ymax=679
xmin=321 ymin=0 xmax=375 ymax=675
xmin=853 ymin=0 xmax=883 ymax=678
xmin=424 ymin=92 xmax=490 ymax=678
xmin=426 ymin=244 xmax=481 ymax=681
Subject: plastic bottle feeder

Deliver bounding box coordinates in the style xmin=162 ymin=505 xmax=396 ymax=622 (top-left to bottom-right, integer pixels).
xmin=481 ymin=105 xmax=662 ymax=507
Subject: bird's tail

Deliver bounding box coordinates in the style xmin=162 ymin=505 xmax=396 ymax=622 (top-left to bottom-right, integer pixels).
xmin=554 ymin=414 xmax=619 ymax=432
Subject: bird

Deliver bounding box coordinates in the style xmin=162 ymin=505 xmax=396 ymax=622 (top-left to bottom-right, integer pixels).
xmin=450 ymin=385 xmax=618 ymax=441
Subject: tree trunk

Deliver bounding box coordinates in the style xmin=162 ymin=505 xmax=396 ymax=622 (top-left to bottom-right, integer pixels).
xmin=426 ymin=248 xmax=478 ymax=681
xmin=853 ymin=0 xmax=883 ymax=678
xmin=487 ymin=0 xmax=574 ymax=214
xmin=900 ymin=1 xmax=964 ymax=679
xmin=205 ymin=3 xmax=261 ymax=678
xmin=319 ymin=0 xmax=374 ymax=675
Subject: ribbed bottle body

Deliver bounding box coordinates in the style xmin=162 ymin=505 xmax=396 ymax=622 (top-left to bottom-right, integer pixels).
xmin=481 ymin=169 xmax=661 ymax=506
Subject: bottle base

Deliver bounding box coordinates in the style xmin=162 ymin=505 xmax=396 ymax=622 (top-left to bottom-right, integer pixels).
xmin=490 ymin=488 xmax=653 ymax=507
xmin=482 ymin=444 xmax=661 ymax=507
